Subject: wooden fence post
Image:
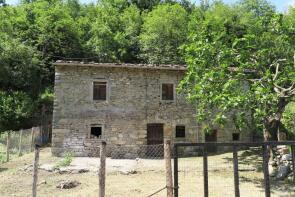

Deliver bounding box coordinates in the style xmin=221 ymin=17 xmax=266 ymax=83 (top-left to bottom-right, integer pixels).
xmin=18 ymin=129 xmax=23 ymax=156
xmin=32 ymin=145 xmax=40 ymax=197
xmin=99 ymin=141 xmax=106 ymax=197
xmin=31 ymin=128 xmax=35 ymax=152
xmin=6 ymin=131 xmax=10 ymax=162
xmin=164 ymin=139 xmax=173 ymax=197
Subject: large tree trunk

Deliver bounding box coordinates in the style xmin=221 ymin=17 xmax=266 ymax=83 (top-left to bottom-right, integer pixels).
xmin=263 ymin=99 xmax=288 ymax=159
xmin=263 ymin=117 xmax=280 ymax=141
xmin=263 ymin=98 xmax=287 ymax=142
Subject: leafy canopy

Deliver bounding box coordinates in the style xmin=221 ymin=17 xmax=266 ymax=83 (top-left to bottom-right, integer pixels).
xmin=179 ymin=1 xmax=295 ymax=138
xmin=140 ymin=3 xmax=188 ymax=64
xmin=88 ymin=2 xmax=141 ymax=62
xmin=0 ymin=91 xmax=34 ymax=132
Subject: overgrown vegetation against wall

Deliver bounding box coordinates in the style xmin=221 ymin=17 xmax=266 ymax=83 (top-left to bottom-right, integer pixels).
xmin=0 ymin=0 xmax=294 ymax=138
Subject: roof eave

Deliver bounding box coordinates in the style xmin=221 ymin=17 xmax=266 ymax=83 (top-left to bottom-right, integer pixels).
xmin=53 ymin=62 xmax=187 ymax=71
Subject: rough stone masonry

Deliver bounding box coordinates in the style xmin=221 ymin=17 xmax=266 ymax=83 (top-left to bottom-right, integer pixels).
xmin=52 ymin=61 xmax=252 ymax=158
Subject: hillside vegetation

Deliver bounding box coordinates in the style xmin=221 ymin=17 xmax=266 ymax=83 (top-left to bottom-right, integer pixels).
xmin=0 ymin=0 xmax=294 ymax=138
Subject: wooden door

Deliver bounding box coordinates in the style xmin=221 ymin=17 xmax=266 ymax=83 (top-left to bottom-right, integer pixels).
xmin=145 ymin=124 xmax=164 ymax=158
xmin=147 ymin=124 xmax=164 ymax=145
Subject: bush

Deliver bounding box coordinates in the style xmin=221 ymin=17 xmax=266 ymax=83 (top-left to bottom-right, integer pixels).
xmin=55 ymin=152 xmax=73 ymax=168
xmin=0 ymin=152 xmax=5 ymax=164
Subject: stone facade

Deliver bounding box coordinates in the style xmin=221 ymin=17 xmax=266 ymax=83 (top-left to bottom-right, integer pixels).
xmin=52 ymin=62 xmax=252 ymax=157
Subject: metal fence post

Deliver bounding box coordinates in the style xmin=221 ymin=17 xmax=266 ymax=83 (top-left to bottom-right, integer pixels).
xmin=203 ymin=144 xmax=209 ymax=197
xmin=173 ymin=145 xmax=178 ymax=197
xmin=99 ymin=141 xmax=106 ymax=197
xmin=233 ymin=145 xmax=240 ymax=197
xmin=262 ymin=144 xmax=271 ymax=197
xmin=164 ymin=139 xmax=173 ymax=197
xmin=32 ymin=144 xmax=40 ymax=197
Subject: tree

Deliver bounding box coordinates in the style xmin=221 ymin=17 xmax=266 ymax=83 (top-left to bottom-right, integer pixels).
xmin=239 ymin=0 xmax=275 ymax=17
xmin=0 ymin=34 xmax=43 ymax=97
xmin=130 ymin=0 xmax=160 ymax=11
xmin=0 ymin=91 xmax=34 ymax=132
xmin=88 ymin=2 xmax=141 ymax=62
xmin=0 ymin=0 xmax=6 ymax=6
xmin=140 ymin=3 xmax=188 ymax=64
xmin=179 ymin=1 xmax=295 ymax=141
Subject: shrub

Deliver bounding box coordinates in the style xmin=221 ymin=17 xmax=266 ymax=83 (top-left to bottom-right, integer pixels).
xmin=55 ymin=152 xmax=73 ymax=168
xmin=0 ymin=152 xmax=5 ymax=164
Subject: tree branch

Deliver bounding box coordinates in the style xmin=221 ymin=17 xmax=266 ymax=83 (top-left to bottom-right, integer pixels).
xmin=271 ymin=59 xmax=286 ymax=81
xmin=274 ymin=82 xmax=295 ymax=93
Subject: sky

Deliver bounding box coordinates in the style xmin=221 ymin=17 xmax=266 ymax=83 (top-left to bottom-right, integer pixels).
xmin=4 ymin=0 xmax=295 ymax=12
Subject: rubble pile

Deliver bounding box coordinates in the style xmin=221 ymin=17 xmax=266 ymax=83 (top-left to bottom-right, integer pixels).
xmin=269 ymin=145 xmax=294 ymax=181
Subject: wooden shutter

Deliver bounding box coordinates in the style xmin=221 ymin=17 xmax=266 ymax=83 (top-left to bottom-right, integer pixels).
xmin=162 ymin=84 xmax=174 ymax=100
xmin=93 ymin=82 xmax=107 ymax=100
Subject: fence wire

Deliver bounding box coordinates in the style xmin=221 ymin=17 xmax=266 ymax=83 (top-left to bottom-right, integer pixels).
xmin=2 ymin=140 xmax=295 ymax=197
xmin=0 ymin=128 xmax=37 ymax=163
xmin=176 ymin=145 xmax=295 ymax=197
xmin=105 ymin=144 xmax=167 ymax=197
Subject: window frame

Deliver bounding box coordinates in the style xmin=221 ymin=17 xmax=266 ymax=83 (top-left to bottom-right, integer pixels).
xmin=161 ymin=82 xmax=175 ymax=101
xmin=92 ymin=80 xmax=109 ymax=101
xmin=175 ymin=125 xmax=186 ymax=138
xmin=88 ymin=124 xmax=104 ymax=139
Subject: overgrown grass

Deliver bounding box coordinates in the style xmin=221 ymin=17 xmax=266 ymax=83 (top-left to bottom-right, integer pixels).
xmin=55 ymin=152 xmax=73 ymax=168
xmin=0 ymin=152 xmax=5 ymax=164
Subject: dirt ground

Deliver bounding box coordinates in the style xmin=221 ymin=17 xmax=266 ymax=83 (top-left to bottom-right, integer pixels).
xmin=0 ymin=147 xmax=294 ymax=197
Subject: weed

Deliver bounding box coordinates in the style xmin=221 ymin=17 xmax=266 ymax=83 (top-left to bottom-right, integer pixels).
xmin=55 ymin=152 xmax=73 ymax=168
xmin=0 ymin=152 xmax=5 ymax=164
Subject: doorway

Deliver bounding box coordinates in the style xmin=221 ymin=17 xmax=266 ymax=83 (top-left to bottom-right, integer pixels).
xmin=205 ymin=129 xmax=218 ymax=152
xmin=146 ymin=123 xmax=164 ymax=158
xmin=147 ymin=123 xmax=164 ymax=145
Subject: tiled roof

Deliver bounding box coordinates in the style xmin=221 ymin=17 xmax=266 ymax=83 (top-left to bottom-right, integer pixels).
xmin=53 ymin=60 xmax=187 ymax=71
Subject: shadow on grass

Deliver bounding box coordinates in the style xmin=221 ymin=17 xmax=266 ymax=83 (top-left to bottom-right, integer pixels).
xmin=0 ymin=167 xmax=8 ymax=172
xmin=222 ymin=147 xmax=264 ymax=172
xmin=240 ymin=176 xmax=295 ymax=194
xmin=222 ymin=147 xmax=295 ymax=194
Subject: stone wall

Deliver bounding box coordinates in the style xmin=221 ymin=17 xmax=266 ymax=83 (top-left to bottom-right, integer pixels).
xmin=52 ymin=64 xmax=252 ymax=157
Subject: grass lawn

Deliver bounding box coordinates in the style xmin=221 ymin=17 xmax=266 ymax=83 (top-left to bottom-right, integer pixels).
xmin=0 ymin=147 xmax=294 ymax=197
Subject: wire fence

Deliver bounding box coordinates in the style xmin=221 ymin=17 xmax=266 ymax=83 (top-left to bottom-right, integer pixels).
xmin=0 ymin=127 xmax=44 ymax=163
xmin=105 ymin=144 xmax=167 ymax=197
xmin=175 ymin=143 xmax=295 ymax=197
xmin=3 ymin=140 xmax=295 ymax=197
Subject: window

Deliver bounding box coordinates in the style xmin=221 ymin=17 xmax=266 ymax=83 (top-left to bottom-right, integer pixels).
xmin=93 ymin=81 xmax=107 ymax=100
xmin=162 ymin=83 xmax=174 ymax=100
xmin=232 ymin=133 xmax=240 ymax=141
xmin=176 ymin=125 xmax=185 ymax=138
xmin=90 ymin=126 xmax=102 ymax=139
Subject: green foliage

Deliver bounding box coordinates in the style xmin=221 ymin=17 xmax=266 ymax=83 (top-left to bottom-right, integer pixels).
xmin=282 ymin=102 xmax=295 ymax=136
xmin=88 ymin=3 xmax=142 ymax=62
xmin=0 ymin=91 xmax=34 ymax=132
xmin=0 ymin=35 xmax=43 ymax=96
xmin=55 ymin=152 xmax=73 ymax=168
xmin=140 ymin=3 xmax=188 ymax=64
xmin=1 ymin=0 xmax=295 ymax=135
xmin=179 ymin=0 xmax=295 ymax=138
xmin=0 ymin=152 xmax=5 ymax=164
xmin=39 ymin=89 xmax=54 ymax=105
xmin=130 ymin=0 xmax=160 ymax=11
xmin=0 ymin=0 xmax=6 ymax=6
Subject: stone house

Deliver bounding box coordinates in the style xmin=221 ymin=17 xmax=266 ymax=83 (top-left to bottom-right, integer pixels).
xmin=52 ymin=61 xmax=252 ymax=157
